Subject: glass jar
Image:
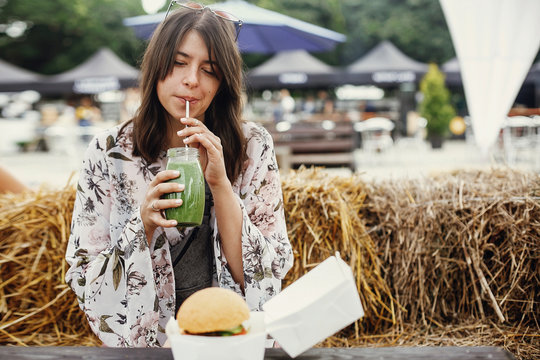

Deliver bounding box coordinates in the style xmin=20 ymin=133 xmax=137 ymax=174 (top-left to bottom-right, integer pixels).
xmin=163 ymin=147 xmax=205 ymax=227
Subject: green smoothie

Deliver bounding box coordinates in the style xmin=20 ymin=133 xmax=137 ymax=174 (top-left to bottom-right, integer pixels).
xmin=164 ymin=159 xmax=205 ymax=227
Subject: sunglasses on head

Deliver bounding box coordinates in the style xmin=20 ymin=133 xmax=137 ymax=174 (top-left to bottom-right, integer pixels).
xmin=165 ymin=0 xmax=243 ymax=41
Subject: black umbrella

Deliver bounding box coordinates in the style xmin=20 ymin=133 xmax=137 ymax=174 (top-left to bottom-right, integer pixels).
xmin=44 ymin=48 xmax=139 ymax=95
xmin=445 ymin=56 xmax=540 ymax=86
xmin=0 ymin=59 xmax=45 ymax=93
xmin=344 ymin=41 xmax=428 ymax=86
xmin=247 ymin=50 xmax=341 ymax=89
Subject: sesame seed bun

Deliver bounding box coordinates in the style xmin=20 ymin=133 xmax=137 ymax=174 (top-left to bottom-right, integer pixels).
xmin=177 ymin=287 xmax=250 ymax=334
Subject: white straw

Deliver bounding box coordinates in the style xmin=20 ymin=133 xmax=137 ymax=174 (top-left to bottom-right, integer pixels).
xmin=185 ymin=100 xmax=189 ymax=149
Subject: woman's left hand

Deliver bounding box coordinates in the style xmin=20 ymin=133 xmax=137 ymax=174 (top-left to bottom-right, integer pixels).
xmin=178 ymin=117 xmax=229 ymax=189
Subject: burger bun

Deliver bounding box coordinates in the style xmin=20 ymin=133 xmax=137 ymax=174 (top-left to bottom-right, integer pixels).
xmin=177 ymin=287 xmax=250 ymax=334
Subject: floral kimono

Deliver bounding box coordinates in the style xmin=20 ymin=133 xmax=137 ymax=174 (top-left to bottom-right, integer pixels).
xmin=65 ymin=121 xmax=293 ymax=347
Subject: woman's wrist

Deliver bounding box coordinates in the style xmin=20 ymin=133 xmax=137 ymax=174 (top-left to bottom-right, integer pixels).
xmin=208 ymin=177 xmax=233 ymax=198
xmin=145 ymin=229 xmax=154 ymax=245
xmin=141 ymin=208 xmax=156 ymax=245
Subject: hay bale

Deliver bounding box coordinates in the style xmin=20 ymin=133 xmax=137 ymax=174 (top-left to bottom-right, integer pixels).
xmin=360 ymin=168 xmax=539 ymax=328
xmin=281 ymin=168 xmax=398 ymax=334
xmin=281 ymin=167 xmax=539 ymax=359
xmin=0 ymin=186 xmax=100 ymax=346
xmin=0 ymin=167 xmax=538 ymax=359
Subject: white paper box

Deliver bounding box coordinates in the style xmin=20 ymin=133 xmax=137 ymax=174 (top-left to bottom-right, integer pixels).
xmin=263 ymin=253 xmax=364 ymax=358
xmin=166 ymin=311 xmax=266 ymax=360
xmin=166 ymin=253 xmax=364 ymax=359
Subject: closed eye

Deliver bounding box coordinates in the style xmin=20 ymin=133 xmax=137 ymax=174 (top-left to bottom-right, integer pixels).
xmin=202 ymin=68 xmax=217 ymax=77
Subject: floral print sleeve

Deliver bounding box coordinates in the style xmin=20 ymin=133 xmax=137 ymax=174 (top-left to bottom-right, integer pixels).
xmin=65 ymin=126 xmax=171 ymax=347
xmin=214 ymin=122 xmax=294 ymax=310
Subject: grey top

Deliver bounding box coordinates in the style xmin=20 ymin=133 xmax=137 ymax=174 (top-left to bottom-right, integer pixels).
xmin=170 ymin=182 xmax=214 ymax=314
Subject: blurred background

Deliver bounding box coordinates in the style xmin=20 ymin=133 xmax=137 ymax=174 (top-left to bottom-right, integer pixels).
xmin=1 ymin=0 xmax=539 ymax=188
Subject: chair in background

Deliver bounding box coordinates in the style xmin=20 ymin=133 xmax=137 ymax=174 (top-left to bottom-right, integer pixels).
xmin=501 ymin=116 xmax=535 ymax=166
xmin=354 ymin=117 xmax=395 ymax=165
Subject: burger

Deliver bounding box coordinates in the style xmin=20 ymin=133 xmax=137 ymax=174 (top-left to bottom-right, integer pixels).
xmin=177 ymin=287 xmax=250 ymax=336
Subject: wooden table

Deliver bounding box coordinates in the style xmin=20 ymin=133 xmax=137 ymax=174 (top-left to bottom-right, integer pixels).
xmin=0 ymin=346 xmax=514 ymax=359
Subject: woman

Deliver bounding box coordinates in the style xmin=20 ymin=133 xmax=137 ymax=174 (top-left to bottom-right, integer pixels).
xmin=65 ymin=3 xmax=293 ymax=347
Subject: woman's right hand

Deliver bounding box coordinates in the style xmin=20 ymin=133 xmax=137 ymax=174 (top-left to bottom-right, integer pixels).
xmin=141 ymin=169 xmax=184 ymax=244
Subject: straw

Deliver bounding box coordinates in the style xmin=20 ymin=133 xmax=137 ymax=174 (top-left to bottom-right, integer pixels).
xmin=185 ymin=100 xmax=189 ymax=149
xmin=279 ymin=167 xmax=539 ymax=360
xmin=0 ymin=184 xmax=101 ymax=346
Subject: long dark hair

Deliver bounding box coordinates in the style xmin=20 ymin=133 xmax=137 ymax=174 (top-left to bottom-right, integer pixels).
xmin=128 ymin=7 xmax=247 ymax=183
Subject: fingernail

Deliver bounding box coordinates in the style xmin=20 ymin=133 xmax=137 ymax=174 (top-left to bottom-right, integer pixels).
xmin=172 ymin=170 xmax=180 ymax=176
xmin=180 ymin=117 xmax=187 ymax=123
xmin=177 ymin=184 xmax=184 ymax=190
xmin=175 ymin=199 xmax=182 ymax=205
xmin=177 ymin=130 xmax=184 ymax=136
xmin=171 ymin=220 xmax=178 ymax=226
xmin=183 ymin=137 xmax=189 ymax=143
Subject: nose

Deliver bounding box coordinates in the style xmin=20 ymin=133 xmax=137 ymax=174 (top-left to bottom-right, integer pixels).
xmin=182 ymin=65 xmax=199 ymax=88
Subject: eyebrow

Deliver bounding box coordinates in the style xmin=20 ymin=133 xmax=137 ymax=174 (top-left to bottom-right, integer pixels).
xmin=176 ymin=51 xmax=218 ymax=66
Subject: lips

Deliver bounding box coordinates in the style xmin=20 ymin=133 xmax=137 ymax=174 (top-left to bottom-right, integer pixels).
xmin=178 ymin=96 xmax=198 ymax=104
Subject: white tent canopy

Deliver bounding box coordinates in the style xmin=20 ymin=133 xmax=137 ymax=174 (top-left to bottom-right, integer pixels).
xmin=439 ymin=0 xmax=540 ymax=153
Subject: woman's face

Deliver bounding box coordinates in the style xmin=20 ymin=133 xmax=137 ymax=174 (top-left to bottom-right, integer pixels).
xmin=157 ymin=30 xmax=222 ymax=123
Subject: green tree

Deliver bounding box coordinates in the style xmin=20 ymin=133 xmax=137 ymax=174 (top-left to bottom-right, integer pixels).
xmin=0 ymin=0 xmax=146 ymax=75
xmin=419 ymin=63 xmax=455 ymax=139
xmin=340 ymin=0 xmax=454 ymax=65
